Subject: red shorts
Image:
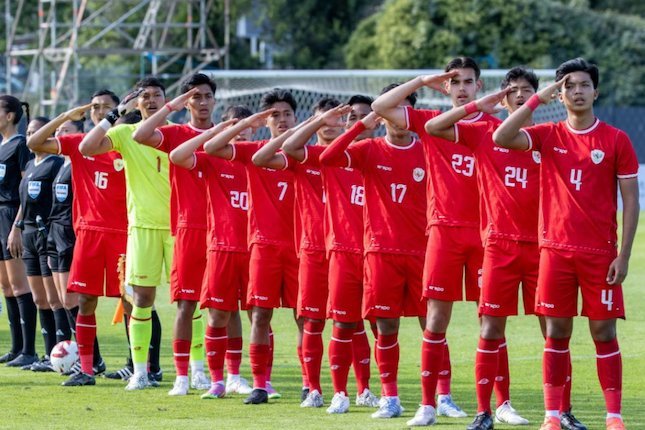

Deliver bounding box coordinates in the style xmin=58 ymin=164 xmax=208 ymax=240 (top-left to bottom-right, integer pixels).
xmin=67 ymin=228 xmax=126 ymax=297
xmin=423 ymin=225 xmax=483 ymax=302
xmin=201 ymin=250 xmax=249 ymax=312
xmin=479 ymin=238 xmax=539 ymax=317
xmin=327 ymin=251 xmax=364 ymax=323
xmin=170 ymin=227 xmax=207 ymax=302
xmin=297 ymin=250 xmax=329 ymax=320
xmin=247 ymin=243 xmax=299 ymax=309
xmin=363 ymin=252 xmax=426 ymax=319
xmin=536 ymin=248 xmax=625 ymax=319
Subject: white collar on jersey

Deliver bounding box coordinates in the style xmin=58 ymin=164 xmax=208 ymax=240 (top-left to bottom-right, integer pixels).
xmin=565 ymin=117 xmax=600 ymax=135
xmin=384 ymin=136 xmax=418 ymax=150
xmin=459 ymin=111 xmax=485 ymax=123
xmin=1 ymin=134 xmax=23 ymax=146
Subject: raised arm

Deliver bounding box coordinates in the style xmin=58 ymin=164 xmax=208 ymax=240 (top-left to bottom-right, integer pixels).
xmin=493 ymin=77 xmax=566 ymax=150
xmin=132 ymin=88 xmax=198 ymax=147
xmin=28 ymin=104 xmax=91 ymax=154
xmin=251 ymin=128 xmax=297 ymax=170
xmin=204 ymin=109 xmax=276 ymax=159
xmin=282 ymin=105 xmax=351 ymax=162
xmin=169 ymin=119 xmax=237 ymax=169
xmin=371 ymin=72 xmax=456 ymax=128
xmin=320 ymin=112 xmax=379 ymax=167
xmin=425 ymin=88 xmax=510 ymax=141
xmin=80 ymin=89 xmax=140 ymax=156
xmin=607 ymin=178 xmax=640 ymax=285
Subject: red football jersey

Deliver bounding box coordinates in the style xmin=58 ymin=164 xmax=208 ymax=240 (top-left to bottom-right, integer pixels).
xmin=193 ymin=152 xmax=248 ymax=252
xmin=455 ymin=122 xmax=539 ymax=243
xmin=56 ymin=133 xmax=127 ymax=233
xmin=522 ymin=119 xmax=639 ymax=255
xmin=285 ymin=147 xmax=325 ymax=253
xmin=156 ymin=123 xmax=209 ymax=233
xmin=405 ymin=107 xmax=501 ymax=230
xmin=321 ymin=124 xmax=427 ymax=256
xmin=231 ymin=141 xmax=295 ymax=248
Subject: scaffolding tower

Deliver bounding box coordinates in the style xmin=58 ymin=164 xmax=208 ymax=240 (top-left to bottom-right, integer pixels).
xmin=4 ymin=0 xmax=225 ymax=115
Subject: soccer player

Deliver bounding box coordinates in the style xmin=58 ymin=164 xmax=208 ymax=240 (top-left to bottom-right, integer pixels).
xmin=203 ymin=89 xmax=301 ymax=405
xmin=279 ymin=98 xmax=380 ymax=413
xmin=372 ymin=60 xmax=505 ymax=426
xmin=15 ymin=126 xmax=65 ymax=372
xmin=168 ymin=108 xmax=273 ymax=399
xmin=132 ymin=73 xmax=223 ymax=395
xmin=320 ymin=84 xmax=428 ymax=419
xmin=424 ymin=67 xmax=580 ymax=429
xmin=80 ymin=79 xmax=171 ymax=390
xmin=0 ymin=98 xmax=38 ymax=368
xmin=493 ymin=58 xmax=639 ymax=430
xmin=252 ymin=98 xmax=346 ymax=409
xmin=26 ymin=91 xmax=128 ymax=385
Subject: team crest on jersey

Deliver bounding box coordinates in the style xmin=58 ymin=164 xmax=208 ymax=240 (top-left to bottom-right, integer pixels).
xmin=113 ymin=159 xmax=124 ymax=172
xmin=590 ymin=149 xmax=605 ymax=164
xmin=55 ymin=184 xmax=68 ymax=202
xmin=532 ymin=151 xmax=541 ymax=164
xmin=28 ymin=181 xmax=41 ymax=199
xmin=0 ymin=164 xmax=5 ymax=180
xmin=413 ymin=167 xmax=425 ymax=182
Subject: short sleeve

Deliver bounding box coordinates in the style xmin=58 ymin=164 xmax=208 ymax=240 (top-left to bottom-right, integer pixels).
xmin=404 ymin=106 xmax=438 ymax=134
xmin=521 ymin=123 xmax=553 ymax=152
xmin=106 ymin=124 xmax=126 ymax=153
xmin=16 ymin=139 xmax=31 ymax=172
xmin=157 ymin=125 xmax=180 ymax=153
xmin=302 ymin=145 xmax=323 ymax=168
xmin=615 ymin=131 xmax=639 ymax=179
xmin=230 ymin=141 xmax=260 ymax=164
xmin=345 ymin=139 xmax=371 ymax=170
xmin=455 ymin=122 xmax=492 ymax=151
xmin=56 ymin=134 xmax=83 ymax=156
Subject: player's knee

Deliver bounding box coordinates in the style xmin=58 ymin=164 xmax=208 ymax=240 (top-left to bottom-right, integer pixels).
xmin=480 ymin=316 xmax=506 ymax=339
xmin=545 ymin=316 xmax=573 ymax=338
xmin=252 ymin=307 xmax=272 ymax=327
xmin=589 ymin=319 xmax=616 ymax=342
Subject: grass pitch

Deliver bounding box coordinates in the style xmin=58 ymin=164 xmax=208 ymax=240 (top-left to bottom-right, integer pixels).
xmin=0 ymin=213 xmax=643 ymax=429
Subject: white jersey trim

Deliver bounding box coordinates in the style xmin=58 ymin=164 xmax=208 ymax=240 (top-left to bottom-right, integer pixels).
xmin=459 ymin=111 xmax=484 ymax=124
xmin=566 ymin=118 xmax=600 ymax=135
xmin=520 ymin=128 xmax=533 ymax=151
xmin=385 ymin=136 xmax=417 ymax=150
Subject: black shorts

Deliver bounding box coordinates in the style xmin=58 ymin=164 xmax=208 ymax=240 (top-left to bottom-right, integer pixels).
xmin=0 ymin=205 xmax=18 ymax=261
xmin=22 ymin=229 xmax=51 ymax=277
xmin=47 ymin=222 xmax=75 ymax=273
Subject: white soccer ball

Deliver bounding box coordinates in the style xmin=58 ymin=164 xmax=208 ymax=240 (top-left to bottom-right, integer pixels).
xmin=50 ymin=340 xmax=79 ymax=373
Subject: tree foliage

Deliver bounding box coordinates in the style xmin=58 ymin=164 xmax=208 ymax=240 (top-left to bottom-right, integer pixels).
xmin=344 ymin=0 xmax=645 ymax=105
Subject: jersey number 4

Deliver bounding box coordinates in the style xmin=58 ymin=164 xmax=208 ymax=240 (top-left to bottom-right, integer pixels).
xmin=601 ymin=289 xmax=613 ymax=311
xmin=570 ymin=169 xmax=582 ymax=191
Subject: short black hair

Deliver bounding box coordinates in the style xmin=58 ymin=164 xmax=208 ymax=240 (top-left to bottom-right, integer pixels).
xmin=0 ymin=95 xmax=30 ymax=125
xmin=180 ymin=73 xmax=217 ymax=95
xmin=135 ymin=76 xmax=166 ymax=94
xmin=68 ymin=120 xmax=85 ymax=133
xmin=347 ymin=94 xmax=374 ymax=106
xmin=260 ymin=88 xmax=297 ymax=113
xmin=91 ymin=89 xmax=119 ymax=105
xmin=121 ymin=111 xmax=142 ymax=124
xmin=222 ymin=105 xmax=253 ymax=122
xmin=313 ymin=97 xmax=341 ymax=113
xmin=445 ymin=56 xmax=481 ymax=80
xmin=501 ymin=66 xmax=539 ymax=91
xmin=380 ymin=83 xmax=417 ymax=107
xmin=556 ymin=58 xmax=599 ymax=89
xmin=32 ymin=116 xmax=50 ymax=125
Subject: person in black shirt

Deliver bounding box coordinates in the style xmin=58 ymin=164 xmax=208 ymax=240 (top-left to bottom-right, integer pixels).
xmin=13 ymin=134 xmax=65 ymax=371
xmin=0 ymin=97 xmax=39 ymax=368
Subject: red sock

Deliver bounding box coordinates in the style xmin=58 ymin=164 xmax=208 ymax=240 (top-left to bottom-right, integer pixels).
xmin=266 ymin=328 xmax=274 ymax=382
xmin=543 ymin=337 xmax=570 ymax=412
xmin=421 ymin=330 xmax=445 ymax=407
xmin=595 ymin=338 xmax=622 ymax=414
xmin=76 ymin=313 xmax=96 ymax=375
xmin=494 ymin=338 xmax=511 ymax=408
xmin=226 ymin=336 xmax=243 ymax=376
xmin=376 ymin=332 xmax=399 ymax=397
xmin=436 ymin=340 xmax=451 ymax=395
xmin=173 ymin=338 xmax=191 ymax=377
xmin=303 ymin=320 xmax=325 ymax=393
xmin=560 ymin=351 xmax=573 ymax=413
xmin=249 ymin=343 xmax=269 ymax=390
xmin=205 ymin=326 xmax=227 ymax=382
xmin=352 ymin=322 xmax=371 ymax=394
xmin=476 ymin=338 xmax=501 ymax=414
xmin=297 ymin=344 xmax=309 ymax=388
xmin=329 ymin=325 xmax=353 ymax=395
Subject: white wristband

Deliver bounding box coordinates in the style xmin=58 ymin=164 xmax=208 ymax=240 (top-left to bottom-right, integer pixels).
xmin=98 ymin=118 xmax=112 ymax=131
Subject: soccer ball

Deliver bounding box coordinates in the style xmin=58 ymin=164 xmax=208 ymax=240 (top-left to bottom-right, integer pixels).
xmin=50 ymin=340 xmax=79 ymax=373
